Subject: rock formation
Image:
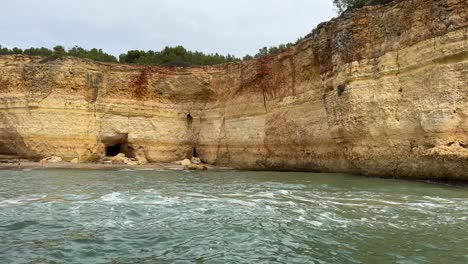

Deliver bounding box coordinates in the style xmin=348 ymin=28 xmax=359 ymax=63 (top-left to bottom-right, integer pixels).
xmin=0 ymin=0 xmax=467 ymax=181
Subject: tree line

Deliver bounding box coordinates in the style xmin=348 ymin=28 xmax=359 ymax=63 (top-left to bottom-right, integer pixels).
xmin=0 ymin=41 xmax=305 ymax=66
xmin=119 ymin=46 xmax=241 ymax=66
xmin=0 ymin=45 xmax=118 ymax=63
xmin=0 ymin=44 xmax=244 ymax=66
xmin=1 ymin=1 xmax=390 ymax=66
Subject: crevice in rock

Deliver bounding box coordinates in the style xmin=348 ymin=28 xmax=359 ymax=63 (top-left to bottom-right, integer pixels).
xmin=132 ymin=68 xmax=150 ymax=99
xmin=86 ymin=72 xmax=101 ymax=104
xmin=262 ymin=88 xmax=268 ymax=112
xmin=186 ymin=113 xmax=197 ymax=159
xmin=337 ymin=84 xmax=346 ymax=96
xmin=289 ymin=57 xmax=296 ymax=95
xmin=409 ymin=140 xmax=417 ymax=153
xmin=187 ymin=114 xmax=193 ymax=129
xmin=257 ymin=57 xmax=270 ymax=113
xmin=215 ymin=116 xmax=230 ymax=164
xmin=423 ymin=142 xmax=436 ymax=149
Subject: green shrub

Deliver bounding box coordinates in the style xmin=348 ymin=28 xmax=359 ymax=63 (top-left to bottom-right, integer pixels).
xmin=334 ymin=0 xmax=394 ymax=14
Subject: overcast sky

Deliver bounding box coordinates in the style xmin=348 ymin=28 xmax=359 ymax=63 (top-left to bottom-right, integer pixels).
xmin=0 ymin=0 xmax=336 ymax=57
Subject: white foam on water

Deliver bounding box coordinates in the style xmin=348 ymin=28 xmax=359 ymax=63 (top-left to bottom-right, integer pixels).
xmin=72 ymin=200 xmax=94 ymax=205
xmin=422 ymin=196 xmax=455 ymax=203
xmin=200 ymin=198 xmax=218 ymax=202
xmin=101 ymin=192 xmax=123 ymax=203
xmin=70 ymin=205 xmax=83 ymax=215
xmin=253 ymin=192 xmax=275 ymax=199
xmin=123 ymin=220 xmax=134 ymax=227
xmin=186 ymin=192 xmax=211 ymax=198
xmin=288 ymin=195 xmax=317 ymax=204
xmin=64 ymin=194 xmax=92 ymax=202
xmin=220 ymin=193 xmax=243 ymax=197
xmin=168 ymin=167 xmax=184 ymax=170
xmin=327 ymin=201 xmax=370 ymax=207
xmin=250 ymin=198 xmax=272 ymax=204
xmin=100 ymin=189 xmax=181 ymax=206
xmin=297 ymin=216 xmax=323 ymax=227
xmin=85 ymin=219 xmax=118 ymax=228
xmin=0 ymin=194 xmax=46 ymax=206
xmin=409 ymin=202 xmax=442 ymax=209
xmin=319 ymin=212 xmax=353 ymax=225
xmin=224 ymin=198 xmax=258 ymax=208
xmin=0 ymin=199 xmax=23 ymax=206
xmin=148 ymin=196 xmax=180 ymax=206
xmin=379 ymin=200 xmax=406 ymax=205
xmin=293 ymin=209 xmax=306 ymax=215
xmin=143 ymin=189 xmax=159 ymax=194
xmin=385 ymin=223 xmax=405 ymax=229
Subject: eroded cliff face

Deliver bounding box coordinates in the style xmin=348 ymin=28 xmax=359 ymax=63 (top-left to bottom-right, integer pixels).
xmin=0 ymin=0 xmax=467 ymax=180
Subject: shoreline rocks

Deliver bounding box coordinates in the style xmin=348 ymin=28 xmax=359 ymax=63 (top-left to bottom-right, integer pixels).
xmin=108 ymin=153 xmax=145 ymax=166
xmin=174 ymin=158 xmax=208 ymax=171
xmin=40 ymin=156 xmax=63 ymax=164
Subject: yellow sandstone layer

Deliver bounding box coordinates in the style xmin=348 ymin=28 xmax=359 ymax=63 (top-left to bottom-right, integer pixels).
xmin=0 ymin=0 xmax=467 ymax=180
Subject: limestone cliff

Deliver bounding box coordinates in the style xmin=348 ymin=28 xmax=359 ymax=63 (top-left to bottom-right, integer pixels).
xmin=0 ymin=0 xmax=467 ymax=181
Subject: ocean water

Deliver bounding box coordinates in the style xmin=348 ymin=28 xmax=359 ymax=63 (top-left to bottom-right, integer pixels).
xmin=0 ymin=169 xmax=467 ymax=264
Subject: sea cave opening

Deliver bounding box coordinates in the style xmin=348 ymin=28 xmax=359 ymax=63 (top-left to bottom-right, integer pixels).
xmin=192 ymin=147 xmax=197 ymax=158
xmin=104 ymin=135 xmax=135 ymax=158
xmin=105 ymin=144 xmax=122 ymax=157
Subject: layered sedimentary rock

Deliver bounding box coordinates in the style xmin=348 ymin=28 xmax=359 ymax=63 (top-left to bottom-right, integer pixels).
xmin=0 ymin=0 xmax=467 ymax=180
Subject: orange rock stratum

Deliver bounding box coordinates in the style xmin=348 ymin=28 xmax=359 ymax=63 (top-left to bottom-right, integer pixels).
xmin=0 ymin=0 xmax=467 ymax=180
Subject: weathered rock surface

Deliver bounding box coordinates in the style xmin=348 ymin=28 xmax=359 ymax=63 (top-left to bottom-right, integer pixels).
xmin=180 ymin=159 xmax=192 ymax=166
xmin=185 ymin=163 xmax=208 ymax=171
xmin=0 ymin=0 xmax=467 ymax=181
xmin=110 ymin=153 xmax=128 ymax=164
xmin=109 ymin=153 xmax=143 ymax=165
xmin=176 ymin=157 xmax=208 ymax=170
xmin=40 ymin=156 xmax=63 ymax=163
xmin=191 ymin=157 xmax=202 ymax=165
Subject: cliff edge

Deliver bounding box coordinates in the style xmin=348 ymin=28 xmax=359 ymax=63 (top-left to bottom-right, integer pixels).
xmin=1 ymin=0 xmax=467 ymax=181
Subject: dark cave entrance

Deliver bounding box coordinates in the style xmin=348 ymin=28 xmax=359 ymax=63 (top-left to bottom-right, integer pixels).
xmin=192 ymin=147 xmax=197 ymax=158
xmin=104 ymin=135 xmax=135 ymax=158
xmin=187 ymin=114 xmax=193 ymax=129
xmin=105 ymin=144 xmax=122 ymax=157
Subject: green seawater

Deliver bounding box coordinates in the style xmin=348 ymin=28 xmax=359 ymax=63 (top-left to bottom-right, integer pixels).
xmin=0 ymin=169 xmax=467 ymax=264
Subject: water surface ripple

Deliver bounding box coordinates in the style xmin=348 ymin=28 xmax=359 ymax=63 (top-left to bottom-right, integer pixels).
xmin=0 ymin=169 xmax=467 ymax=263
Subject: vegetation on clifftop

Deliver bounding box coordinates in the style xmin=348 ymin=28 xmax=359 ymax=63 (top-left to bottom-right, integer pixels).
xmin=333 ymin=0 xmax=393 ymax=14
xmin=118 ymin=46 xmax=240 ymax=66
xmin=0 ymin=1 xmax=393 ymax=66
xmin=0 ymin=41 xmax=305 ymax=66
xmin=0 ymin=45 xmax=118 ymax=63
